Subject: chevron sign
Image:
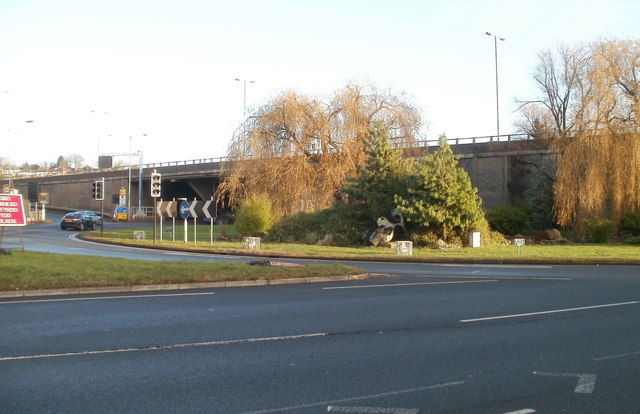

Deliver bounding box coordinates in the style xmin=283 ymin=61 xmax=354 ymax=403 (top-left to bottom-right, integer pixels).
xmin=157 ymin=199 xmax=215 ymax=219
xmin=187 ymin=199 xmax=216 ymax=219
xmin=156 ymin=201 xmax=177 ymax=218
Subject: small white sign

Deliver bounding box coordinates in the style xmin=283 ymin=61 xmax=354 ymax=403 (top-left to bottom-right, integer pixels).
xmin=396 ymin=241 xmax=413 ymax=255
xmin=243 ymin=237 xmax=261 ymax=250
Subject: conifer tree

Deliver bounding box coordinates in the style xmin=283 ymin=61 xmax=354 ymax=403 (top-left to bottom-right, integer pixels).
xmin=341 ymin=121 xmax=412 ymax=222
xmin=396 ymin=136 xmax=484 ymax=243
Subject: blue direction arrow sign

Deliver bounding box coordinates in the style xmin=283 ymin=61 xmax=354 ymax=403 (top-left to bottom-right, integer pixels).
xmin=179 ymin=200 xmax=191 ymax=219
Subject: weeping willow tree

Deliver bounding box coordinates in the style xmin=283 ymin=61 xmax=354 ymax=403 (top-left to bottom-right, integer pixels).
xmin=554 ymin=39 xmax=640 ymax=227
xmin=217 ymin=82 xmax=422 ymax=217
xmin=519 ymin=39 xmax=640 ymax=228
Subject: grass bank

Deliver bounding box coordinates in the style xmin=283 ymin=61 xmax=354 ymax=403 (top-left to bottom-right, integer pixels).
xmin=0 ymin=251 xmax=364 ymax=291
xmin=83 ymin=224 xmax=640 ymax=264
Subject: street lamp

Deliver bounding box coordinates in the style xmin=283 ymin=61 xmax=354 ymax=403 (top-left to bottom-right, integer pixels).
xmin=128 ymin=133 xmax=147 ymax=220
xmin=235 ymin=78 xmax=255 ymax=143
xmin=7 ymin=120 xmax=34 ymax=190
xmin=486 ymin=32 xmax=505 ymax=137
xmin=90 ymin=110 xmax=109 ymax=167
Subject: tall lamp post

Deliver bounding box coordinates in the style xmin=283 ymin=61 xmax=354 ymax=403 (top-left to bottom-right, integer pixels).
xmin=486 ymin=32 xmax=505 ymax=137
xmin=7 ymin=120 xmax=34 ymax=191
xmin=235 ymin=78 xmax=255 ymax=152
xmin=128 ymin=133 xmax=147 ymax=220
xmin=90 ymin=110 xmax=109 ymax=168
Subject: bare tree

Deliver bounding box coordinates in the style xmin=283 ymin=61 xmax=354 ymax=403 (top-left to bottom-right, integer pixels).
xmin=517 ymin=44 xmax=591 ymax=138
xmin=513 ymin=103 xmax=556 ymax=139
xmin=66 ymin=154 xmax=85 ymax=169
xmin=217 ymin=82 xmax=422 ymax=217
xmin=0 ymin=157 xmax=12 ymax=169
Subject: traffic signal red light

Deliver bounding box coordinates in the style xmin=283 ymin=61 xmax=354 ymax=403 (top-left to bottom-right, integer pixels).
xmin=92 ymin=180 xmax=104 ymax=200
xmin=150 ymin=173 xmax=161 ymax=198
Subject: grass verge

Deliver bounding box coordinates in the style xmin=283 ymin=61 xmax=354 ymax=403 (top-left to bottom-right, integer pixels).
xmin=0 ymin=251 xmax=364 ymax=291
xmin=83 ymin=224 xmax=640 ymax=264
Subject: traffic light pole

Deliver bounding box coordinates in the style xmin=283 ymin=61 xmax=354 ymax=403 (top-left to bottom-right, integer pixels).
xmin=153 ymin=198 xmax=157 ymax=243
xmin=150 ymin=170 xmax=161 ymax=243
xmin=93 ymin=177 xmax=105 ymax=237
xmin=100 ymin=198 xmax=104 ymax=237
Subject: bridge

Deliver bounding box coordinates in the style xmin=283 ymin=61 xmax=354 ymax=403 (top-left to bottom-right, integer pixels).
xmin=3 ymin=134 xmax=554 ymax=218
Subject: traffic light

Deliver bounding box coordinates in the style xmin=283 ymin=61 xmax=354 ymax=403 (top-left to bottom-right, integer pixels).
xmin=150 ymin=172 xmax=161 ymax=198
xmin=92 ymin=180 xmax=104 ymax=201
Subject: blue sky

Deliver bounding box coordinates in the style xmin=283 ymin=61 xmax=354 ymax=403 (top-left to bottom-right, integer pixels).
xmin=1 ymin=0 xmax=638 ymax=166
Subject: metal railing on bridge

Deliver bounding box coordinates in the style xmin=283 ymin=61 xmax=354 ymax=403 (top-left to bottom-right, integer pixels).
xmin=416 ymin=133 xmax=532 ymax=147
xmin=5 ymin=134 xmax=535 ymax=179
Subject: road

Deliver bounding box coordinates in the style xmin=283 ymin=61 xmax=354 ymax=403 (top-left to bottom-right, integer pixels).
xmin=1 ymin=218 xmax=639 ymax=413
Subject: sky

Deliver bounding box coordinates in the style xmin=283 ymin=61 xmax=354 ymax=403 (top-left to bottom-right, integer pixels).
xmin=1 ymin=0 xmax=639 ymax=167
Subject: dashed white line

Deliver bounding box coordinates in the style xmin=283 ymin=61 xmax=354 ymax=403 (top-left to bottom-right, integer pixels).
xmin=460 ymin=301 xmax=639 ymax=323
xmin=327 ymin=406 xmax=418 ymax=413
xmin=324 ymin=280 xmax=498 ymax=290
xmin=407 ymin=275 xmax=570 ymax=281
xmin=0 ymin=332 xmax=327 ymax=362
xmin=240 ymin=382 xmax=464 ymax=414
xmin=436 ymin=264 xmax=552 ymax=269
xmin=594 ymin=349 xmax=640 ymax=361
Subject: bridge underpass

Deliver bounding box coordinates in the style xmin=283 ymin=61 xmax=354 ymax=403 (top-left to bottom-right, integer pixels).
xmin=5 ymin=159 xmax=226 ymax=219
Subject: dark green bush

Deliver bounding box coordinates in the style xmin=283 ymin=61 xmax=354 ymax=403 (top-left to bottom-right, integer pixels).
xmin=527 ymin=177 xmax=555 ymax=229
xmin=626 ymin=235 xmax=640 ymax=245
xmin=265 ymin=211 xmax=318 ymax=243
xmin=583 ymin=217 xmax=615 ymax=243
xmin=265 ymin=206 xmax=367 ymax=246
xmin=486 ymin=205 xmax=530 ymax=236
xmin=620 ymin=211 xmax=640 ymax=237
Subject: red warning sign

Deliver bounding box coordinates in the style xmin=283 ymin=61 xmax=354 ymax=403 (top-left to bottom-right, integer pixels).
xmin=0 ymin=194 xmax=27 ymax=226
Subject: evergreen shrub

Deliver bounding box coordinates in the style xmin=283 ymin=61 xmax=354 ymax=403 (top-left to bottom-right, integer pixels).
xmin=265 ymin=207 xmax=364 ymax=246
xmin=486 ymin=205 xmax=530 ymax=236
xmin=620 ymin=211 xmax=640 ymax=237
xmin=583 ymin=217 xmax=615 ymax=243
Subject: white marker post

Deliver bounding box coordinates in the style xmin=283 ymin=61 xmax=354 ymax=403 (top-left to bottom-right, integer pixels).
xmin=514 ymin=238 xmax=525 ymax=255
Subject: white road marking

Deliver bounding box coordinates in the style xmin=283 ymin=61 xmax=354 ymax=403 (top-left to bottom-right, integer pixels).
xmin=324 ymin=280 xmax=498 ymax=290
xmin=460 ymin=301 xmax=639 ymax=323
xmin=594 ymin=349 xmax=640 ymax=361
xmin=502 ymin=410 xmax=536 ymax=414
xmin=327 ymin=406 xmax=418 ymax=413
xmin=240 ymin=382 xmax=464 ymax=413
xmin=165 ymin=252 xmax=208 ymax=257
xmin=437 ymin=264 xmax=552 ymax=269
xmin=414 ymin=274 xmax=571 ymax=281
xmin=0 ymin=292 xmax=214 ymax=305
xmin=0 ymin=332 xmax=327 ymax=362
xmin=533 ymin=371 xmax=597 ymax=394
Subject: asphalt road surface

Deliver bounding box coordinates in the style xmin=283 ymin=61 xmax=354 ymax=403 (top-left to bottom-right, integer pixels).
xmin=1 ymin=218 xmax=639 ymax=413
